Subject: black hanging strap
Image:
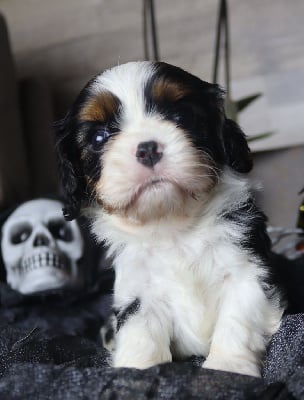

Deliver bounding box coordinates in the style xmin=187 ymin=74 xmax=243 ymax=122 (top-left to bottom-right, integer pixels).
xmin=212 ymin=0 xmax=231 ymax=96
xmin=143 ymin=0 xmax=160 ymax=61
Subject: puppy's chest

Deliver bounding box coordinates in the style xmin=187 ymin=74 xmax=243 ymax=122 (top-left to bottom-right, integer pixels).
xmin=113 ymin=229 xmax=232 ymax=310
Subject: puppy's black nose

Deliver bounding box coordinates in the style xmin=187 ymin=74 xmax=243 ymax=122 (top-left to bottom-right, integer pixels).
xmin=136 ymin=141 xmax=163 ymax=168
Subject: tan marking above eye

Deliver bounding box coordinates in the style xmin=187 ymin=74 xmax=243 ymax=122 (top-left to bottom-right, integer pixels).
xmin=79 ymin=91 xmax=118 ymax=122
xmin=152 ymin=79 xmax=191 ymax=102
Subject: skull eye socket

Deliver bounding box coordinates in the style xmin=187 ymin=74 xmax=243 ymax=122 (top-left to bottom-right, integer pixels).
xmin=48 ymin=220 xmax=73 ymax=242
xmin=10 ymin=224 xmax=32 ymax=244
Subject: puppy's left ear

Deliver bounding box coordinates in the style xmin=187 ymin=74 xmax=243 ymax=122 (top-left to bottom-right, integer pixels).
xmin=222 ymin=118 xmax=253 ymax=173
xmin=54 ymin=115 xmax=85 ymax=221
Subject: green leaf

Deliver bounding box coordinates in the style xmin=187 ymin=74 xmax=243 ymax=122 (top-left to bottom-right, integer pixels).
xmin=224 ymin=93 xmax=274 ymax=144
xmin=224 ymin=97 xmax=238 ymax=122
xmin=247 ymin=131 xmax=274 ymax=142
xmin=236 ymin=93 xmax=262 ymax=112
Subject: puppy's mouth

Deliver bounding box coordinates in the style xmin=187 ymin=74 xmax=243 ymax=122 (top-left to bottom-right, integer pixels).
xmin=130 ymin=176 xmax=174 ymax=203
xmin=98 ymin=169 xmax=201 ymax=220
xmin=139 ymin=176 xmax=170 ymax=191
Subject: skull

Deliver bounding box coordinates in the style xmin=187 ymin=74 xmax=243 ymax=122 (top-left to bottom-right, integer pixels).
xmin=1 ymin=199 xmax=84 ymax=294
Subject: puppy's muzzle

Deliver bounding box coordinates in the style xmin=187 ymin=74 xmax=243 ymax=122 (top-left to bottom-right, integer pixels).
xmin=136 ymin=141 xmax=163 ymax=168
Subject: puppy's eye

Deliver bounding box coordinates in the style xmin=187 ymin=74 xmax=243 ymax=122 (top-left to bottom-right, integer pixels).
xmin=90 ymin=128 xmax=110 ymax=150
xmin=172 ymin=113 xmax=182 ymax=125
xmin=171 ymin=105 xmax=196 ymax=128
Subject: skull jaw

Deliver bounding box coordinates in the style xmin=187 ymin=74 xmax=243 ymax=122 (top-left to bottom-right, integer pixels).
xmin=7 ymin=267 xmax=75 ymax=295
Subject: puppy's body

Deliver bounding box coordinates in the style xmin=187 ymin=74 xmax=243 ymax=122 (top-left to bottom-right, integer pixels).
xmin=96 ymin=169 xmax=281 ymax=376
xmin=56 ymin=61 xmax=283 ymax=376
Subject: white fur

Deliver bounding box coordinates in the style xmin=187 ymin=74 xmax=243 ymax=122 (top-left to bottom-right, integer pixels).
xmin=92 ymin=171 xmax=282 ymax=376
xmin=87 ymin=62 xmax=283 ymax=376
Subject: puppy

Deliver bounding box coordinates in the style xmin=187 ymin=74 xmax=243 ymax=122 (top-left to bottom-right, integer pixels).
xmin=55 ymin=61 xmax=283 ymax=376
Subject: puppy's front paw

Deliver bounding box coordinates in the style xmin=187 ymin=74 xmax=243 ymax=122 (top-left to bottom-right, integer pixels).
xmin=203 ymin=356 xmax=261 ymax=377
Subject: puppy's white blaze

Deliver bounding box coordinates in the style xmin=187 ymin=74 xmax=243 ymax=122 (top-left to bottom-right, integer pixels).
xmin=93 ymin=61 xmax=155 ymax=124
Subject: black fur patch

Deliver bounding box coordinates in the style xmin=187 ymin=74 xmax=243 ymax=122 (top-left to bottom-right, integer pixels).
xmin=144 ymin=62 xmax=227 ymax=168
xmin=54 ymin=81 xmax=122 ymax=220
xmin=221 ymin=197 xmax=271 ymax=262
xmin=221 ymin=199 xmax=285 ymax=305
xmin=144 ymin=62 xmax=253 ymax=174
xmin=115 ymin=298 xmax=141 ymax=332
xmin=222 ymin=118 xmax=253 ymax=173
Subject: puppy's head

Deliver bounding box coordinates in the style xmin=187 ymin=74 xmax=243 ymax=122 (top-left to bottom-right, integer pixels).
xmin=55 ymin=62 xmax=252 ymax=224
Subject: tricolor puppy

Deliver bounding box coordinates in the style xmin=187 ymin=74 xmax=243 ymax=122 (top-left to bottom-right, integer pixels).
xmin=55 ymin=61 xmax=283 ymax=376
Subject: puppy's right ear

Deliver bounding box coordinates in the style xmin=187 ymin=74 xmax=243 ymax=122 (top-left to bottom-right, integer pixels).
xmin=222 ymin=118 xmax=253 ymax=173
xmin=54 ymin=114 xmax=84 ymax=221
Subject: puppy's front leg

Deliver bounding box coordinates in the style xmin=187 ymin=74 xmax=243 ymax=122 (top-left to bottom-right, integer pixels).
xmin=203 ymin=276 xmax=282 ymax=377
xmin=112 ymin=302 xmax=172 ymax=369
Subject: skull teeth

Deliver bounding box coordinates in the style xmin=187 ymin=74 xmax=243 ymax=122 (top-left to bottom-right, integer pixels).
xmin=19 ymin=253 xmax=67 ymax=274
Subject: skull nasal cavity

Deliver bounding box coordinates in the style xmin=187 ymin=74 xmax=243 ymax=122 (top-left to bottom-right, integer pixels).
xmin=136 ymin=141 xmax=163 ymax=168
xmin=33 ymin=234 xmax=50 ymax=247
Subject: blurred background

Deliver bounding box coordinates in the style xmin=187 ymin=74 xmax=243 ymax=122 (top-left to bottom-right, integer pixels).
xmin=0 ymin=0 xmax=303 ymax=229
